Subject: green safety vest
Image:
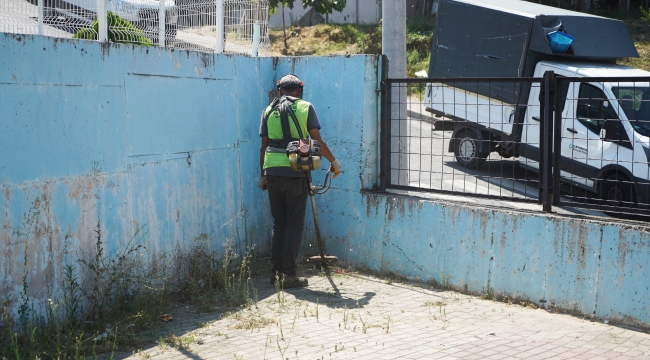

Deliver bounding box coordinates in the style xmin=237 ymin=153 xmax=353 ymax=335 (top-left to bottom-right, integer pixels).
xmin=263 ymin=98 xmax=311 ymax=169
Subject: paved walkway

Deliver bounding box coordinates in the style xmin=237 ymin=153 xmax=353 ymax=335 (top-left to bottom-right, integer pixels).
xmin=118 ymin=269 xmax=650 ymax=359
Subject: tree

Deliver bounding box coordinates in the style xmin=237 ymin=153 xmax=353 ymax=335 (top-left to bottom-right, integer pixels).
xmin=269 ymin=0 xmax=347 ymax=23
xmin=269 ymin=0 xmax=295 ymax=51
xmin=268 ymin=0 xmax=295 ymax=15
xmin=301 ymin=0 xmax=346 ymax=16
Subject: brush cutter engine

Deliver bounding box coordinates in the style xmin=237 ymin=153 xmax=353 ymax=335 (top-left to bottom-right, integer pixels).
xmin=286 ymin=138 xmax=321 ymax=172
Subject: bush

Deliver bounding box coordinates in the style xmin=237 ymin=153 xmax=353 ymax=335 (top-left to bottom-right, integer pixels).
xmin=406 ymin=16 xmax=435 ymax=58
xmin=355 ymin=22 xmax=382 ymax=54
xmin=73 ymin=11 xmax=152 ymax=46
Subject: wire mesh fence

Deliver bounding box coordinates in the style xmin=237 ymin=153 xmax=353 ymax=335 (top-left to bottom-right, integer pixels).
xmin=0 ymin=0 xmax=269 ymax=55
xmin=1 ymin=0 xmax=84 ymax=39
xmin=382 ymin=75 xmax=650 ymax=218
xmin=174 ymin=0 xmax=269 ymax=54
xmin=553 ymin=77 xmax=650 ymax=217
xmin=223 ymin=0 xmax=268 ymax=54
xmin=383 ymin=78 xmax=543 ymax=203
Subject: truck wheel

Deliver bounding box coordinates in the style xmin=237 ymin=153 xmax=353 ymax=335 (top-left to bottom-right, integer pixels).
xmin=454 ymin=130 xmax=486 ymax=169
xmin=600 ymin=174 xmax=634 ymax=208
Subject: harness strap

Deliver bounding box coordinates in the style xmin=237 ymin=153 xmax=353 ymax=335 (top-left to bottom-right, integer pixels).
xmin=265 ymin=146 xmax=286 ymax=153
xmin=285 ymin=102 xmax=304 ymax=139
xmin=268 ymin=96 xmax=305 ymax=149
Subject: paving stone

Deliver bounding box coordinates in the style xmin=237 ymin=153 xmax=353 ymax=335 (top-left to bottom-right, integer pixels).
xmin=116 ymin=272 xmax=650 ymax=359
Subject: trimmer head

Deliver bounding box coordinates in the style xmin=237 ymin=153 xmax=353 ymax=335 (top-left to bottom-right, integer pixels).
xmin=306 ymin=255 xmax=339 ymax=264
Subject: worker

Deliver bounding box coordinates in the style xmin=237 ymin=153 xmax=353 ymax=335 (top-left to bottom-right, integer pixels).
xmin=258 ymin=74 xmax=342 ymax=288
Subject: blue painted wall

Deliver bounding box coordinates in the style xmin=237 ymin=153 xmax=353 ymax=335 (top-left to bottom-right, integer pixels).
xmin=320 ymin=192 xmax=650 ymax=329
xmin=0 ymin=32 xmax=379 ymax=318
xmin=2 ymin=33 xmax=650 ymax=330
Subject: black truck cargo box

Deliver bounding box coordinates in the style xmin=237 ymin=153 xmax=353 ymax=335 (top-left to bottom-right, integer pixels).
xmin=428 ymin=0 xmax=638 ymax=105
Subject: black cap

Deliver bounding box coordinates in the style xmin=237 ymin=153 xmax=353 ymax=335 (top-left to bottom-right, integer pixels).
xmin=278 ymin=74 xmax=303 ymax=89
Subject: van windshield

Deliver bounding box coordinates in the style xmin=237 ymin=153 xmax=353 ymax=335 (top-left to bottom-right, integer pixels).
xmin=612 ymin=86 xmax=650 ymax=137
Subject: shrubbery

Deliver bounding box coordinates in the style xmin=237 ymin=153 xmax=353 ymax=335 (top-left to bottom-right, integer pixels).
xmin=73 ymin=11 xmax=152 ymax=46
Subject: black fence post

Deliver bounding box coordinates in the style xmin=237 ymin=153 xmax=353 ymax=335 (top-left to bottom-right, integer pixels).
xmin=553 ymin=76 xmax=563 ymax=206
xmin=541 ymin=71 xmax=555 ymax=212
xmin=538 ymin=80 xmax=545 ymax=206
xmin=379 ymin=80 xmax=391 ymax=192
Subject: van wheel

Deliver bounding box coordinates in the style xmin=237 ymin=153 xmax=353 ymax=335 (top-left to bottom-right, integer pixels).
xmin=454 ymin=130 xmax=486 ymax=168
xmin=600 ymin=174 xmax=634 ymax=208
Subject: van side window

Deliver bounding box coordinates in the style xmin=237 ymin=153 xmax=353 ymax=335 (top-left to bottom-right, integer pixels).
xmin=576 ymin=83 xmax=619 ymax=135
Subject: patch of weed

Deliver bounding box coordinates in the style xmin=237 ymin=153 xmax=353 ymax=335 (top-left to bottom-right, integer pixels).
xmin=230 ymin=312 xmax=275 ymax=330
xmin=1 ymin=229 xmax=259 ymax=358
xmin=158 ymin=333 xmax=195 ymax=350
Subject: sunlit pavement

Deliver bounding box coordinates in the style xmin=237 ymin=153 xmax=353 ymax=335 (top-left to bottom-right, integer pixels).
xmin=115 ymin=269 xmax=650 ymax=359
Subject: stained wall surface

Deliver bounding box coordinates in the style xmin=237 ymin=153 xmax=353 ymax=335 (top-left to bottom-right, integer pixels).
xmin=322 ymin=192 xmax=650 ymax=329
xmin=0 ymin=32 xmax=379 ymax=317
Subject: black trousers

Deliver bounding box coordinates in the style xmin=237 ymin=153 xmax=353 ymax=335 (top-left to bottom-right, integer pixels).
xmin=267 ymin=176 xmax=308 ymax=277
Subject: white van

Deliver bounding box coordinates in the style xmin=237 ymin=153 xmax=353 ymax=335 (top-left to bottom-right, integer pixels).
xmin=424 ymin=61 xmax=650 ymax=205
xmin=521 ymin=62 xmax=650 ymax=204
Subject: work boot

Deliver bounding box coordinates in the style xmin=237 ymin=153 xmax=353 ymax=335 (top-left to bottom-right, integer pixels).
xmin=281 ymin=275 xmax=308 ymax=289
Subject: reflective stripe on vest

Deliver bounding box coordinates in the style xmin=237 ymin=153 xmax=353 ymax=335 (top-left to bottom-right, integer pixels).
xmin=263 ymin=99 xmax=310 ymax=169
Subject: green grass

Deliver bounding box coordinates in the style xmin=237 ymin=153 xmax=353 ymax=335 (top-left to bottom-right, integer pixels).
xmin=270 ymin=16 xmax=434 ymax=77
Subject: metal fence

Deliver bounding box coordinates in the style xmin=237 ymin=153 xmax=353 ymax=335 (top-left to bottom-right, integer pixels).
xmin=0 ymin=0 xmax=269 ymax=55
xmin=381 ymin=73 xmax=650 ymax=218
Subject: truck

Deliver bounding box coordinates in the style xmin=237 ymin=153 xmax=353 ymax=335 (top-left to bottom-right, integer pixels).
xmin=424 ymin=0 xmax=650 ymax=206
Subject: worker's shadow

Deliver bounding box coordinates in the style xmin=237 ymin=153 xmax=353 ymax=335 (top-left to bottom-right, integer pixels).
xmin=283 ymin=269 xmax=376 ymax=309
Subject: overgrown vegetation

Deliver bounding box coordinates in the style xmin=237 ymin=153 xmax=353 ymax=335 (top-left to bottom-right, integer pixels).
xmin=269 ymin=16 xmax=434 ymax=76
xmin=0 ymin=224 xmax=259 ymax=359
xmin=270 ymin=8 xmax=650 ymax=74
xmin=405 ymin=16 xmax=436 ymax=78
xmin=269 ymin=22 xmax=381 ymax=56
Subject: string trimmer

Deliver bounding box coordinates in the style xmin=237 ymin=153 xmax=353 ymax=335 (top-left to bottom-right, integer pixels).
xmin=286 ymin=138 xmax=338 ymax=267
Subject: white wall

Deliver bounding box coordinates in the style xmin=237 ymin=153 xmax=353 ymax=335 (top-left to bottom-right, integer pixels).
xmin=269 ymin=0 xmax=382 ymax=28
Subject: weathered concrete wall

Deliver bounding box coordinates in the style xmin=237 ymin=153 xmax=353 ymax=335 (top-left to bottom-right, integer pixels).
xmin=0 ymin=33 xmax=265 ymax=315
xmin=0 ymin=32 xmax=379 ymax=317
xmin=318 ymin=191 xmax=650 ymax=328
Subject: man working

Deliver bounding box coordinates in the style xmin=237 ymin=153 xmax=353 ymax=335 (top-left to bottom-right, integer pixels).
xmin=258 ymin=74 xmax=342 ymax=289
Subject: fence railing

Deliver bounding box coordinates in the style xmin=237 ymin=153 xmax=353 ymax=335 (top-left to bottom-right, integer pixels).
xmin=381 ymin=73 xmax=650 ymax=218
xmin=0 ymin=0 xmax=269 ymax=55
